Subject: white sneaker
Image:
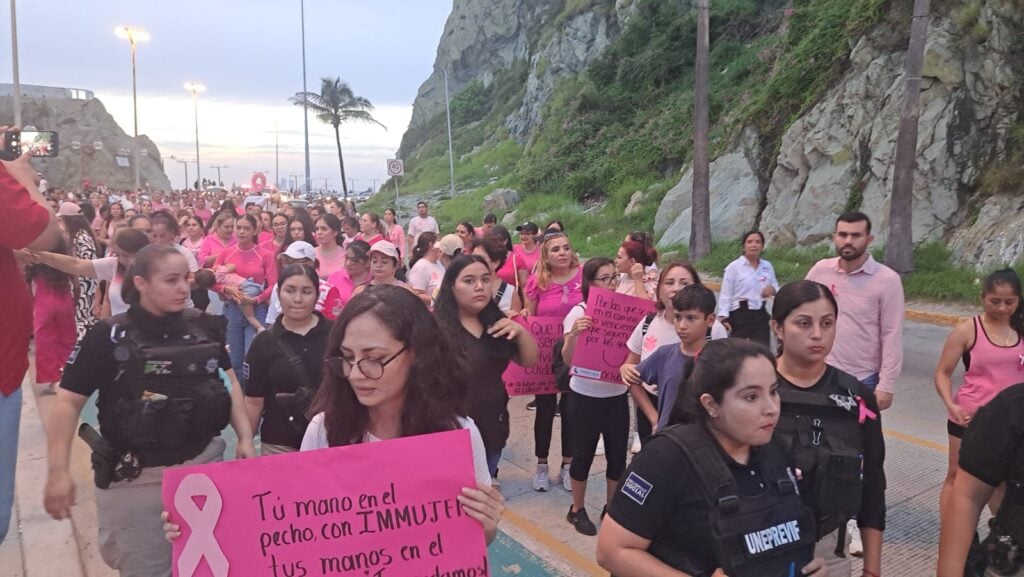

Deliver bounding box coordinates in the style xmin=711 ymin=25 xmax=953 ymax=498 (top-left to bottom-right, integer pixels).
xmin=561 ymin=464 xmax=572 ymax=492
xmin=595 ymin=437 xmax=605 ymax=456
xmin=631 ymin=432 xmax=642 ymax=454
xmin=847 ymin=520 xmax=863 ymax=557
xmin=532 ymin=463 xmax=549 ymax=492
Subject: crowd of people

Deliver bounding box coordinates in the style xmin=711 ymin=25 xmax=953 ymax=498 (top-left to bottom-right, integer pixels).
xmin=0 ymin=130 xmax=1022 ymax=576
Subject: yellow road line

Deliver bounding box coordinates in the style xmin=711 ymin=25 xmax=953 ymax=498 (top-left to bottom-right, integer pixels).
xmin=502 ymin=507 xmax=606 ymax=577
xmin=883 ymin=428 xmax=948 ymax=453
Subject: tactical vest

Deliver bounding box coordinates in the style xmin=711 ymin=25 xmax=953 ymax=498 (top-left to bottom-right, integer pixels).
xmin=773 ymin=370 xmax=866 ymax=551
xmin=654 ymin=423 xmax=816 ymax=577
xmin=97 ymin=309 xmax=231 ymax=466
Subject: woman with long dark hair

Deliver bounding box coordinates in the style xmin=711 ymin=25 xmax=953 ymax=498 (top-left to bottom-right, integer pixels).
xmin=101 ymin=201 xmax=126 ymax=247
xmin=435 ymin=256 xmax=539 ymax=481
xmin=456 ymin=221 xmax=477 ymax=255
xmin=935 ymin=268 xmax=1024 ymax=521
xmin=408 ymin=232 xmax=443 ymax=306
xmin=198 ymin=211 xmax=236 ymax=268
xmin=58 ymin=203 xmax=100 ymax=339
xmin=302 ymin=286 xmax=504 ymax=542
xmin=314 ymin=214 xmax=346 ymax=277
xmin=260 ymin=212 xmax=289 ymax=254
xmin=471 ymin=234 xmax=523 ymax=314
xmin=322 ymin=240 xmax=373 ymax=318
xmin=383 ymin=208 xmax=404 ymax=252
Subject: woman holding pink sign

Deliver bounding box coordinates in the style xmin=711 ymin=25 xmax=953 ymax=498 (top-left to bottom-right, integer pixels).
xmin=523 ymin=231 xmax=582 ymax=493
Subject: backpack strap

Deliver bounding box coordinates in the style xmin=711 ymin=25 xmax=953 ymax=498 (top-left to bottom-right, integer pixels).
xmin=270 ymin=332 xmax=313 ymax=391
xmin=495 ymin=281 xmax=508 ymax=305
xmin=660 ymin=423 xmax=740 ymax=512
xmin=641 ymin=312 xmax=656 ymax=338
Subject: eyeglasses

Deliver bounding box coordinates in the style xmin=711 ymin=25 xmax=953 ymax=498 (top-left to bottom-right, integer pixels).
xmin=594 ymin=274 xmax=617 ymax=284
xmin=324 ymin=346 xmax=407 ymax=380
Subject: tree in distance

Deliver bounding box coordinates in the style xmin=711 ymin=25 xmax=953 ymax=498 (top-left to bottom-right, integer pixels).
xmin=290 ymin=77 xmax=386 ymax=200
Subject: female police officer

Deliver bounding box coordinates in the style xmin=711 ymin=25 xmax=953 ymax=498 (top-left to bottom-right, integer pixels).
xmin=597 ymin=338 xmax=826 ymax=577
xmin=938 ymin=382 xmax=1024 ymax=577
xmin=43 ymin=244 xmax=255 ymax=577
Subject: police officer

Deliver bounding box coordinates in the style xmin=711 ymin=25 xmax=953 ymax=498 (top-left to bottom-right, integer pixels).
xmin=771 ymin=281 xmax=886 ymax=577
xmin=597 ymin=339 xmax=824 ymax=577
xmin=938 ymin=382 xmax=1024 ymax=577
xmin=43 ymin=244 xmax=255 ymax=577
xmin=244 ymin=264 xmax=331 ymax=454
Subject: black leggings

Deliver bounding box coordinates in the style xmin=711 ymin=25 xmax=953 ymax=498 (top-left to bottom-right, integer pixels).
xmin=636 ymin=389 xmax=658 ymax=446
xmin=534 ymin=394 xmax=572 ymax=461
xmin=569 ymin=391 xmax=629 ymax=483
xmin=728 ymin=302 xmax=770 ymax=347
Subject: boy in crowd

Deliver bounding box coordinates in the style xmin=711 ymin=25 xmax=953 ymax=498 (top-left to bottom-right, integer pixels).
xmin=621 ymin=284 xmax=717 ymax=432
xmin=194 ymin=265 xmax=265 ymax=332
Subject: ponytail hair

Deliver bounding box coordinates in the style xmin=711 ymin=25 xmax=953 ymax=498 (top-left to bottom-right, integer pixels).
xmin=411 ymin=232 xmax=438 ymax=269
xmin=672 ymin=338 xmax=775 ymax=426
xmin=122 ymin=244 xmax=187 ymax=306
xmin=621 ymin=240 xmax=657 ymax=267
xmin=983 ymin=268 xmax=1024 ymax=337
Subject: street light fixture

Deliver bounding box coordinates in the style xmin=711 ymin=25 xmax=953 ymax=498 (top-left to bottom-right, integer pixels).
xmin=115 ymin=25 xmax=150 ymax=191
xmin=211 ymin=165 xmax=229 ymax=186
xmin=184 ymin=81 xmax=206 ymax=189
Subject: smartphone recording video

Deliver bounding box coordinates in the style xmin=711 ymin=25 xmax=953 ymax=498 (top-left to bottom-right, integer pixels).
xmin=3 ymin=130 xmax=60 ymax=158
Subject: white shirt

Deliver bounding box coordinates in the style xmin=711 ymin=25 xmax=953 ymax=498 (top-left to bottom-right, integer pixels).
xmin=407 ymin=258 xmax=445 ymax=297
xmin=564 ymin=303 xmax=628 ymax=398
xmin=92 ymin=256 xmax=128 ymax=315
xmin=717 ymin=255 xmax=780 ymax=317
xmin=301 ymin=413 xmax=492 ymax=486
xmin=407 ymin=215 xmax=439 ymax=245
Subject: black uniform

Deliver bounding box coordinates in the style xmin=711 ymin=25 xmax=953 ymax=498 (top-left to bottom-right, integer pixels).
xmin=609 ymin=422 xmax=815 ymax=576
xmin=453 ymin=324 xmax=518 ymax=457
xmin=243 ymin=313 xmax=331 ymax=450
xmin=62 ymin=307 xmax=233 ymax=468
xmin=775 ymin=365 xmax=887 ymax=543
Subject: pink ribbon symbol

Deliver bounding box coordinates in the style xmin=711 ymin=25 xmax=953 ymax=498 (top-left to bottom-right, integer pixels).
xmin=857 ymin=396 xmax=878 ymax=424
xmin=174 ymin=473 xmax=230 ymax=577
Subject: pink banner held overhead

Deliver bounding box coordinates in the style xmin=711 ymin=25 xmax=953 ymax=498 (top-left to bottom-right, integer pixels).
xmin=570 ymin=287 xmax=657 ymax=385
xmin=503 ymin=316 xmax=563 ymax=396
xmin=162 ymin=429 xmax=487 ymax=577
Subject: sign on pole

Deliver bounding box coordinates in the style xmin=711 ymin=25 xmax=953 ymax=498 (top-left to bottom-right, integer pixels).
xmin=387 ymin=159 xmax=404 ymax=177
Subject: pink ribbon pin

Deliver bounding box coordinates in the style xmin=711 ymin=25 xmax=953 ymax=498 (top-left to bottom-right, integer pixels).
xmin=857 ymin=396 xmax=878 ymax=424
xmin=174 ymin=473 xmax=230 ymax=577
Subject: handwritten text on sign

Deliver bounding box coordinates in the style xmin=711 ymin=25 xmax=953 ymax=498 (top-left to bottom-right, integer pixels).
xmin=570 ymin=287 xmax=656 ymax=385
xmin=502 ymin=316 xmax=562 ymax=396
xmin=162 ymin=429 xmax=487 ymax=577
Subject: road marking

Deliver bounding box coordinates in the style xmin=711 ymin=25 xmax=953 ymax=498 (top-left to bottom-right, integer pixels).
xmin=502 ymin=507 xmax=606 ymax=577
xmin=883 ymin=428 xmax=947 ymax=453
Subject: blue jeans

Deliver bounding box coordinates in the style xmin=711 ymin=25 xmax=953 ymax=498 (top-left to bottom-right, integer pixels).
xmin=0 ymin=387 xmax=22 ymax=544
xmin=223 ymin=300 xmax=268 ymax=389
xmin=860 ymin=373 xmax=880 ymax=391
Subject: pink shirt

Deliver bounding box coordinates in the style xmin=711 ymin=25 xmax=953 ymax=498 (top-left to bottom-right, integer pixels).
xmin=954 ymin=317 xmax=1024 ymax=418
xmin=316 ymin=245 xmax=347 ymax=278
xmin=524 ymin=268 xmax=583 ymax=320
xmin=805 ymin=256 xmax=904 ymax=393
xmin=180 ymin=236 xmax=204 ymax=260
xmin=386 ymin=224 xmax=404 ymax=251
xmin=197 ymin=233 xmax=237 ymax=266
xmin=258 ymin=230 xmax=274 ymax=245
xmin=214 ymin=244 xmax=278 ymax=303
xmin=322 ymin=269 xmax=370 ymax=319
xmin=193 ymin=207 xmax=212 ymax=224
xmin=513 ymin=244 xmax=541 ymax=276
xmin=497 ymin=250 xmax=526 ymax=287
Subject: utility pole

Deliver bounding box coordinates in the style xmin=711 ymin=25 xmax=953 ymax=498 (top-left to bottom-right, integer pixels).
xmin=689 ymin=0 xmax=712 ymax=262
xmin=349 ymin=178 xmax=358 ymax=193
xmin=289 ymin=174 xmax=303 ymax=193
xmin=321 ymin=177 xmax=332 ymax=193
xmin=211 ymin=165 xmax=228 ymax=185
xmin=370 ymin=178 xmax=379 ymax=192
xmin=300 ymin=0 xmax=311 ymax=196
xmin=443 ymin=68 xmax=457 ymax=197
xmin=886 ymin=0 xmax=930 ymax=275
xmin=274 ymin=122 xmax=280 ymax=191
xmin=10 ymin=0 xmax=22 ymax=126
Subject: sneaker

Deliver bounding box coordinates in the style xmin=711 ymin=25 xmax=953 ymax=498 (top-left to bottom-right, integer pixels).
xmin=532 ymin=463 xmax=549 ymax=492
xmin=847 ymin=520 xmax=863 ymax=557
xmin=631 ymin=432 xmax=642 ymax=454
xmin=595 ymin=437 xmax=605 ymax=456
xmin=567 ymin=506 xmax=597 ymax=536
xmin=561 ymin=464 xmax=572 ymax=492
xmin=526 ymin=399 xmax=537 ymax=410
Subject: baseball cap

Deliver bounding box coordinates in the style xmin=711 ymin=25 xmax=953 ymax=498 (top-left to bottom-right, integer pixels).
xmin=369 ymin=240 xmax=400 ymax=260
xmin=283 ymin=241 xmax=316 ymax=261
xmin=436 ymin=234 xmax=463 ymax=257
xmin=56 ymin=202 xmax=82 ymax=217
xmin=515 ymin=221 xmax=539 ymax=233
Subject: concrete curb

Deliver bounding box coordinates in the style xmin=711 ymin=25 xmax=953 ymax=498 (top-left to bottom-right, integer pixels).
xmin=701 ymin=280 xmax=967 ymax=327
xmin=13 ymin=378 xmax=85 ymax=577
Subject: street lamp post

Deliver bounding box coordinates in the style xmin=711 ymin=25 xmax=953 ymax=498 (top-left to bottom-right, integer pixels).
xmin=300 ymin=0 xmax=311 ymax=196
xmin=211 ymin=165 xmax=228 ymax=186
xmin=184 ymin=82 xmax=206 ymax=189
xmin=115 ymin=26 xmax=150 ymax=191
xmin=174 ymin=158 xmax=189 ymax=191
xmin=10 ymin=0 xmax=22 ymax=126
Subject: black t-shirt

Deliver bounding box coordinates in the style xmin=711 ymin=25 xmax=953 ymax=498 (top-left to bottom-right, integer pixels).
xmin=608 ymin=428 xmax=776 ymax=574
xmin=960 ymin=382 xmax=1024 ymax=487
xmin=455 ymin=325 xmax=517 ymax=455
xmin=776 ymin=365 xmax=887 ymax=531
xmin=244 ymin=313 xmax=331 ymax=448
xmin=61 ymin=307 xmax=232 ymax=399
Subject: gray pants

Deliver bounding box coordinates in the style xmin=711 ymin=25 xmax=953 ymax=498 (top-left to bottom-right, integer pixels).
xmin=259 ymin=442 xmax=298 ymax=456
xmin=95 ymin=438 xmax=226 ymax=577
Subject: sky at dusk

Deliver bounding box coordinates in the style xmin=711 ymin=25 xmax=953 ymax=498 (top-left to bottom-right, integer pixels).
xmin=1 ymin=1 xmax=452 ymax=191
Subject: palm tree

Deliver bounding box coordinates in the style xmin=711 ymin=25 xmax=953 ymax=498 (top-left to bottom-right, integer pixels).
xmin=290 ymin=77 xmax=386 ymax=200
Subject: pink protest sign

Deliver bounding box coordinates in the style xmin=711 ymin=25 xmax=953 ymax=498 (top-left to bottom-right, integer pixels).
xmin=570 ymin=287 xmax=656 ymax=385
xmin=502 ymin=316 xmax=563 ymax=396
xmin=162 ymin=429 xmax=487 ymax=577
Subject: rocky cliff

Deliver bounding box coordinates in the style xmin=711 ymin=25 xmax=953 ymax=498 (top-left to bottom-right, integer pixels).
xmin=0 ymin=95 xmax=171 ymax=191
xmin=400 ymin=0 xmax=1024 ymax=269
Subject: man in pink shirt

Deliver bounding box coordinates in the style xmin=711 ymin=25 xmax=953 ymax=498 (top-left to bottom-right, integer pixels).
xmin=805 ymin=211 xmax=903 ymax=411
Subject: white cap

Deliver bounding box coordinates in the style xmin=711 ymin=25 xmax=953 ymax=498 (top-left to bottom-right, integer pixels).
xmin=283 ymin=241 xmax=316 ymax=261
